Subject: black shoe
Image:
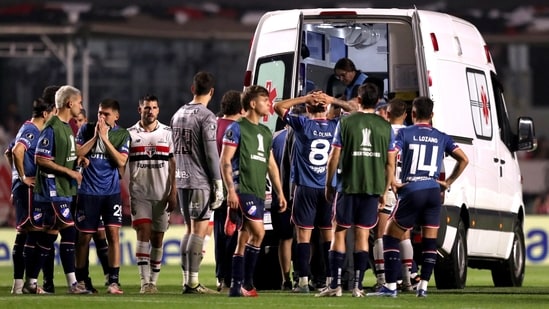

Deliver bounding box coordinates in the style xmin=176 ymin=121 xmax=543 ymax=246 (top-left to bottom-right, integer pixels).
xmin=43 ymin=280 xmax=55 ymax=294
xmin=281 ymin=281 xmax=293 ymax=291
xmin=84 ymin=277 xmax=98 ymax=294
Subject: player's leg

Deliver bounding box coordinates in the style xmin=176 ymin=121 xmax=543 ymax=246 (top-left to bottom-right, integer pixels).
xmin=131 ymin=198 xmax=153 ymax=292
xmin=103 ymin=194 xmax=124 ymax=294
xmin=147 ymin=199 xmax=170 ymax=293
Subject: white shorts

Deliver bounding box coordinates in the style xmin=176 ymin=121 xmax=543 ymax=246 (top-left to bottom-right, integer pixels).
xmin=382 ymin=189 xmax=397 ymax=214
xmin=130 ymin=198 xmax=170 ymax=232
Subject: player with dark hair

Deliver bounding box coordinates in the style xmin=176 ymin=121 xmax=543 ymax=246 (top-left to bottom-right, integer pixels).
xmin=221 ymin=85 xmax=287 ymax=297
xmin=320 ymin=83 xmax=395 ymax=297
xmin=74 ymin=98 xmax=130 ymax=294
xmin=274 ymin=90 xmax=354 ymax=293
xmin=5 ymin=97 xmax=56 ymax=294
xmin=128 ymin=94 xmax=176 ymax=293
xmin=171 ymin=71 xmax=224 ymax=294
xmin=367 ymin=96 xmax=468 ymax=297
xmin=214 ymin=90 xmax=243 ymax=291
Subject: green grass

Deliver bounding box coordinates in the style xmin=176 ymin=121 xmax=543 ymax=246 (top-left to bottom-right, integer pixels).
xmin=2 ymin=264 xmax=549 ymax=308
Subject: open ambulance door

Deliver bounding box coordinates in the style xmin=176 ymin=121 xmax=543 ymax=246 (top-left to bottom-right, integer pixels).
xmin=244 ymin=10 xmax=303 ymax=132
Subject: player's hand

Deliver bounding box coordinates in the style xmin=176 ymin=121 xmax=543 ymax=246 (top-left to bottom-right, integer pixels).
xmin=22 ymin=176 xmax=36 ymax=187
xmin=210 ymin=179 xmax=224 ymax=210
xmin=166 ymin=192 xmax=177 ymax=213
xmin=437 ymin=179 xmax=450 ymax=192
xmin=78 ymin=156 xmax=90 ymax=168
xmin=96 ymin=118 xmax=110 ymax=140
xmin=70 ymin=169 xmax=83 ymax=186
xmin=277 ymin=195 xmax=287 ymax=213
xmin=226 ymin=189 xmax=239 ymax=210
xmin=378 ymin=194 xmax=386 ymax=209
xmin=325 ymin=186 xmax=335 ymax=203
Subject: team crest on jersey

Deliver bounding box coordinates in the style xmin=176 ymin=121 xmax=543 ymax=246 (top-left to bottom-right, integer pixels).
xmin=145 ymin=145 xmax=156 ymax=157
xmin=26 ymin=133 xmax=34 ymax=140
xmin=41 ymin=138 xmax=50 ymax=146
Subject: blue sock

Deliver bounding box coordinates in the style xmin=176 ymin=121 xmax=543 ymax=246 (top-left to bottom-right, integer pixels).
xmin=109 ymin=267 xmax=120 ymax=284
xmin=60 ymin=226 xmax=76 ymax=274
xmin=13 ymin=233 xmax=26 ymax=279
xmin=322 ymin=241 xmax=331 ymax=277
xmin=243 ymin=244 xmax=260 ymax=290
xmin=231 ymin=254 xmax=244 ymax=290
xmin=23 ymin=231 xmax=39 ymax=279
xmin=94 ymin=236 xmax=110 ymax=276
xmin=296 ymin=243 xmax=311 ymax=279
xmin=420 ymin=238 xmax=437 ymax=281
xmin=329 ymin=250 xmax=345 ymax=289
xmin=353 ymin=251 xmax=368 ymax=289
xmin=383 ymin=235 xmax=400 ymax=284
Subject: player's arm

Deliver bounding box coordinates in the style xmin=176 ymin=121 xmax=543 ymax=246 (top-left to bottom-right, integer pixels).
xmin=76 ymin=126 xmax=97 ymax=157
xmin=382 ymin=150 xmax=397 ymax=206
xmin=316 ymin=92 xmax=357 ymax=113
xmin=4 ymin=145 xmax=13 ymax=168
xmin=439 ymin=148 xmax=469 ymax=191
xmin=165 ymin=156 xmax=177 ymax=212
xmin=325 ymin=145 xmax=341 ymax=202
xmin=273 ymin=95 xmax=312 ymax=119
xmin=268 ymin=150 xmax=286 ymax=213
xmin=220 ymin=144 xmax=238 ymax=209
xmin=36 ymin=156 xmax=81 ymax=185
xmin=12 ymin=143 xmax=35 ymax=187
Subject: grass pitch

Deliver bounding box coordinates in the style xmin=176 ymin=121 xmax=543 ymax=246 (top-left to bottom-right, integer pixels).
xmin=2 ymin=264 xmax=549 ymax=309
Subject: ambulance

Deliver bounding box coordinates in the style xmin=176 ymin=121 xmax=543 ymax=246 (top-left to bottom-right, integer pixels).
xmin=244 ymin=8 xmax=536 ymax=289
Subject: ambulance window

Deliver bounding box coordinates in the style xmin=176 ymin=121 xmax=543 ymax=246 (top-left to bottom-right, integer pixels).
xmin=467 ymin=69 xmax=493 ymax=140
xmin=255 ymin=53 xmax=293 ymax=101
xmin=491 ymin=72 xmax=515 ymax=152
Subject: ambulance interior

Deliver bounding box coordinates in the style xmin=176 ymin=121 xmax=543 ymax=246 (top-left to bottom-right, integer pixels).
xmin=299 ymin=20 xmax=419 ymax=103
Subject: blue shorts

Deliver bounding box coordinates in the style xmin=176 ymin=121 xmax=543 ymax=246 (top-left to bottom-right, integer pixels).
xmin=292 ymin=185 xmax=333 ymax=230
xmin=335 ymin=193 xmax=379 ymax=229
xmin=12 ymin=185 xmax=32 ymax=230
xmin=271 ymin=193 xmax=293 ymax=240
xmin=74 ymin=193 xmax=123 ymax=233
xmin=392 ymin=186 xmax=441 ymax=230
xmin=238 ymin=193 xmax=265 ymax=223
xmin=31 ymin=200 xmax=74 ymax=229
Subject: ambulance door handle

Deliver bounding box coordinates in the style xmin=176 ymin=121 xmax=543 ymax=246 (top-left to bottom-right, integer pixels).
xmin=493 ymin=158 xmax=499 ymax=163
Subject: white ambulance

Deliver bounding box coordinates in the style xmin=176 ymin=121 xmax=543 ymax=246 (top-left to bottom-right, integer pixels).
xmin=244 ymin=8 xmax=536 ymax=289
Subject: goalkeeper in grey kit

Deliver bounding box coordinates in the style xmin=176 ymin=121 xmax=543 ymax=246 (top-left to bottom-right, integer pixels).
xmin=170 ymin=71 xmax=224 ymax=293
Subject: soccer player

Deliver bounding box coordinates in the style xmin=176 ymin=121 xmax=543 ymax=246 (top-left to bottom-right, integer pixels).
xmin=5 ymin=97 xmax=55 ymax=294
xmin=367 ymin=96 xmax=468 ymax=298
xmin=171 ymin=71 xmax=224 ymax=294
xmin=128 ymin=94 xmax=176 ymax=294
xmin=221 ymin=85 xmax=287 ymax=297
xmin=273 ymin=91 xmax=353 ymax=293
xmin=372 ymin=98 xmax=414 ymax=290
xmin=74 ymin=98 xmax=130 ymax=294
xmin=31 ymin=85 xmax=89 ymax=294
xmin=214 ymin=90 xmax=243 ymax=291
xmin=320 ymin=83 xmax=395 ymax=297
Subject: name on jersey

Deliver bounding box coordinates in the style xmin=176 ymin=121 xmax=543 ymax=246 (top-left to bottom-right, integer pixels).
xmin=137 ymin=162 xmax=165 ymax=169
xmin=309 ymin=165 xmax=326 ymax=174
xmin=352 ymin=146 xmax=381 ymax=158
xmin=413 ymin=136 xmax=438 ymax=143
xmin=90 ymin=153 xmax=108 ymax=160
xmin=313 ymin=130 xmax=332 ymax=138
xmin=250 ymin=154 xmax=266 ymax=163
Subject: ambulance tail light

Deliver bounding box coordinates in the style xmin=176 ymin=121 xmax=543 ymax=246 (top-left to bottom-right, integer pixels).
xmin=430 ymin=33 xmax=439 ymax=52
xmin=243 ymin=70 xmax=252 ymax=87
xmin=484 ymin=45 xmax=492 ymax=63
